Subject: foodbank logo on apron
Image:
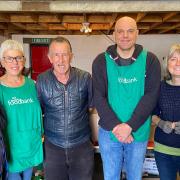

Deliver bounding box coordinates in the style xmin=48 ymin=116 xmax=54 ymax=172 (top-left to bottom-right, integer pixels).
xmin=8 ymin=97 xmax=34 ymax=106
xmin=118 ymin=77 xmax=138 ymax=84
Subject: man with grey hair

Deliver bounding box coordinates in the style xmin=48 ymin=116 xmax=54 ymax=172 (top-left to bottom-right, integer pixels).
xmin=92 ymin=16 xmax=161 ymax=180
xmin=36 ymin=36 xmax=94 ymax=180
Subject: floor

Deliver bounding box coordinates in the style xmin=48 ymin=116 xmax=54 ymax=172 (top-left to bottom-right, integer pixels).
xmin=93 ymin=153 xmax=160 ymax=180
xmin=33 ymin=152 xmax=179 ymax=180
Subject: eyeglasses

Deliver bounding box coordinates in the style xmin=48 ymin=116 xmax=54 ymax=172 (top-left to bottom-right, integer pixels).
xmin=3 ymin=56 xmax=25 ymax=63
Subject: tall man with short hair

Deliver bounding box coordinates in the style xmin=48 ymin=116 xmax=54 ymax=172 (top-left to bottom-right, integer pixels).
xmin=92 ymin=16 xmax=161 ymax=180
xmin=36 ymin=36 xmax=94 ymax=180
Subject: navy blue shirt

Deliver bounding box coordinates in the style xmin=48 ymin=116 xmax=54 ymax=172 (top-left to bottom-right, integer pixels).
xmin=153 ymin=80 xmax=180 ymax=148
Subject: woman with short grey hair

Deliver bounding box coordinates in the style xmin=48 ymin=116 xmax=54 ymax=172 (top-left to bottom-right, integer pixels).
xmin=0 ymin=39 xmax=43 ymax=180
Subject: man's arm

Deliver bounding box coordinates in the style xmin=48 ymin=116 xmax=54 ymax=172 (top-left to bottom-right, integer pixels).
xmin=92 ymin=53 xmax=120 ymax=131
xmin=126 ymin=52 xmax=161 ymax=131
xmin=36 ymin=75 xmax=44 ymax=109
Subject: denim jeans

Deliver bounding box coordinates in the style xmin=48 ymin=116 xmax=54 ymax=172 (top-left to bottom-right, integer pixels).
xmin=98 ymin=127 xmax=148 ymax=180
xmin=154 ymin=151 xmax=180 ymax=180
xmin=44 ymin=138 xmax=94 ymax=180
xmin=8 ymin=167 xmax=33 ymax=180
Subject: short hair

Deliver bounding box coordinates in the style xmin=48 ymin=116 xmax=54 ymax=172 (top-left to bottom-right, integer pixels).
xmin=0 ymin=39 xmax=24 ymax=59
xmin=168 ymin=44 xmax=180 ymax=59
xmin=48 ymin=36 xmax=72 ymax=55
xmin=164 ymin=44 xmax=180 ymax=80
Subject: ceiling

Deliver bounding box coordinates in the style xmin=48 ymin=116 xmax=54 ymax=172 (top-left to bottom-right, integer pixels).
xmin=0 ymin=1 xmax=180 ymax=37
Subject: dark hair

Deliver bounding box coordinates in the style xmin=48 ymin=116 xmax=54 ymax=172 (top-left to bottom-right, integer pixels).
xmin=0 ymin=105 xmax=6 ymax=131
xmin=48 ymin=36 xmax=72 ymax=54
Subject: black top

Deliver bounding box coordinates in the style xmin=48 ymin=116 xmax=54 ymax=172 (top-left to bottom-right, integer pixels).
xmin=92 ymin=44 xmax=161 ymax=132
xmin=153 ymin=81 xmax=180 ymax=148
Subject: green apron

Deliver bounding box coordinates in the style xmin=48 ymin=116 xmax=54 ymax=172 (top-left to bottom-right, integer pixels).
xmin=0 ymin=77 xmax=43 ymax=172
xmin=106 ymin=51 xmax=151 ymax=142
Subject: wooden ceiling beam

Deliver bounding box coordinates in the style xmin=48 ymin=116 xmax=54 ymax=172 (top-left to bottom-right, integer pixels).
xmin=88 ymin=15 xmax=112 ymax=23
xmin=137 ymin=24 xmax=150 ymax=30
xmin=11 ymin=23 xmax=37 ymax=34
xmin=0 ymin=30 xmax=4 ymax=36
xmin=10 ymin=15 xmax=38 ymax=23
xmin=38 ymin=15 xmax=62 ymax=23
xmin=91 ymin=24 xmax=110 ymax=30
xmin=67 ymin=24 xmax=82 ymax=30
xmin=136 ymin=13 xmax=147 ymax=22
xmin=26 ymin=24 xmax=44 ymax=30
xmin=139 ymin=15 xmax=162 ymax=23
xmin=0 ymin=14 xmax=10 ymax=22
xmin=62 ymin=15 xmax=84 ymax=23
xmin=38 ymin=23 xmax=49 ymax=29
xmin=107 ymin=13 xmax=118 ymax=34
xmin=166 ymin=15 xmax=180 ymax=22
xmin=0 ymin=24 xmax=7 ymax=30
xmin=141 ymin=12 xmax=178 ymax=34
xmin=83 ymin=13 xmax=88 ymax=22
xmin=159 ymin=22 xmax=180 ymax=34
xmin=48 ymin=24 xmax=66 ymax=30
xmin=162 ymin=12 xmax=177 ymax=22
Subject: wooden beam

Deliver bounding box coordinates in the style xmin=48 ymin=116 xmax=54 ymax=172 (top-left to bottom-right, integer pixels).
xmin=26 ymin=24 xmax=44 ymax=30
xmin=0 ymin=14 xmax=10 ymax=22
xmin=11 ymin=23 xmax=37 ymax=34
xmin=62 ymin=15 xmax=84 ymax=23
xmin=107 ymin=13 xmax=118 ymax=34
xmin=10 ymin=15 xmax=38 ymax=23
xmin=141 ymin=13 xmax=178 ymax=34
xmin=91 ymin=23 xmax=110 ymax=30
xmin=162 ymin=12 xmax=177 ymax=22
xmin=140 ymin=15 xmax=162 ymax=23
xmin=159 ymin=23 xmax=180 ymax=34
xmin=136 ymin=13 xmax=147 ymax=22
xmin=0 ymin=24 xmax=7 ymax=30
xmin=38 ymin=15 xmax=62 ymax=23
xmin=48 ymin=24 xmax=66 ymax=30
xmin=88 ymin=15 xmax=112 ymax=23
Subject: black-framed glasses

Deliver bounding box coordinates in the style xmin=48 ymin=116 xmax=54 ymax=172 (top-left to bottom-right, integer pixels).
xmin=3 ymin=56 xmax=25 ymax=63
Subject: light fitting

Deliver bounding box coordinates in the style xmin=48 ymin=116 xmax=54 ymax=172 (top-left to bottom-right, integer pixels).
xmin=80 ymin=22 xmax=92 ymax=33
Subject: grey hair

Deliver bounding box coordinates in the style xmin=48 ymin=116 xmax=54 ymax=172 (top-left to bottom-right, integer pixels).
xmin=0 ymin=39 xmax=24 ymax=59
xmin=164 ymin=44 xmax=180 ymax=80
xmin=48 ymin=36 xmax=72 ymax=55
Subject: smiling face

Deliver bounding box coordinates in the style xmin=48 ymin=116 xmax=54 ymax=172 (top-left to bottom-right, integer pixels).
xmin=114 ymin=17 xmax=138 ymax=52
xmin=1 ymin=49 xmax=25 ymax=77
xmin=48 ymin=41 xmax=73 ymax=77
xmin=168 ymin=51 xmax=180 ymax=78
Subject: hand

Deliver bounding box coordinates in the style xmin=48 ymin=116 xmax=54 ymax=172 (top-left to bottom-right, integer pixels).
xmin=112 ymin=123 xmax=132 ymax=142
xmin=123 ymin=135 xmax=134 ymax=144
xmin=113 ymin=132 xmax=134 ymax=143
xmin=174 ymin=121 xmax=180 ymax=135
xmin=158 ymin=120 xmax=173 ymax=134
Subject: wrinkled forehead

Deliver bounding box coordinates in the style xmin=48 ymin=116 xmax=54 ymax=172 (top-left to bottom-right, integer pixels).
xmin=49 ymin=41 xmax=71 ymax=53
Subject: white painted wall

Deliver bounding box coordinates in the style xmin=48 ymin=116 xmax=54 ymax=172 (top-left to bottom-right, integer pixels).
xmin=0 ymin=35 xmax=7 ymax=44
xmin=12 ymin=34 xmax=180 ymax=76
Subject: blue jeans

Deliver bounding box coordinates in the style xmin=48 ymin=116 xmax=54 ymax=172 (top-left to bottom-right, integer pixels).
xmin=8 ymin=167 xmax=33 ymax=180
xmin=154 ymin=151 xmax=180 ymax=180
xmin=98 ymin=127 xmax=148 ymax=180
xmin=44 ymin=138 xmax=94 ymax=180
